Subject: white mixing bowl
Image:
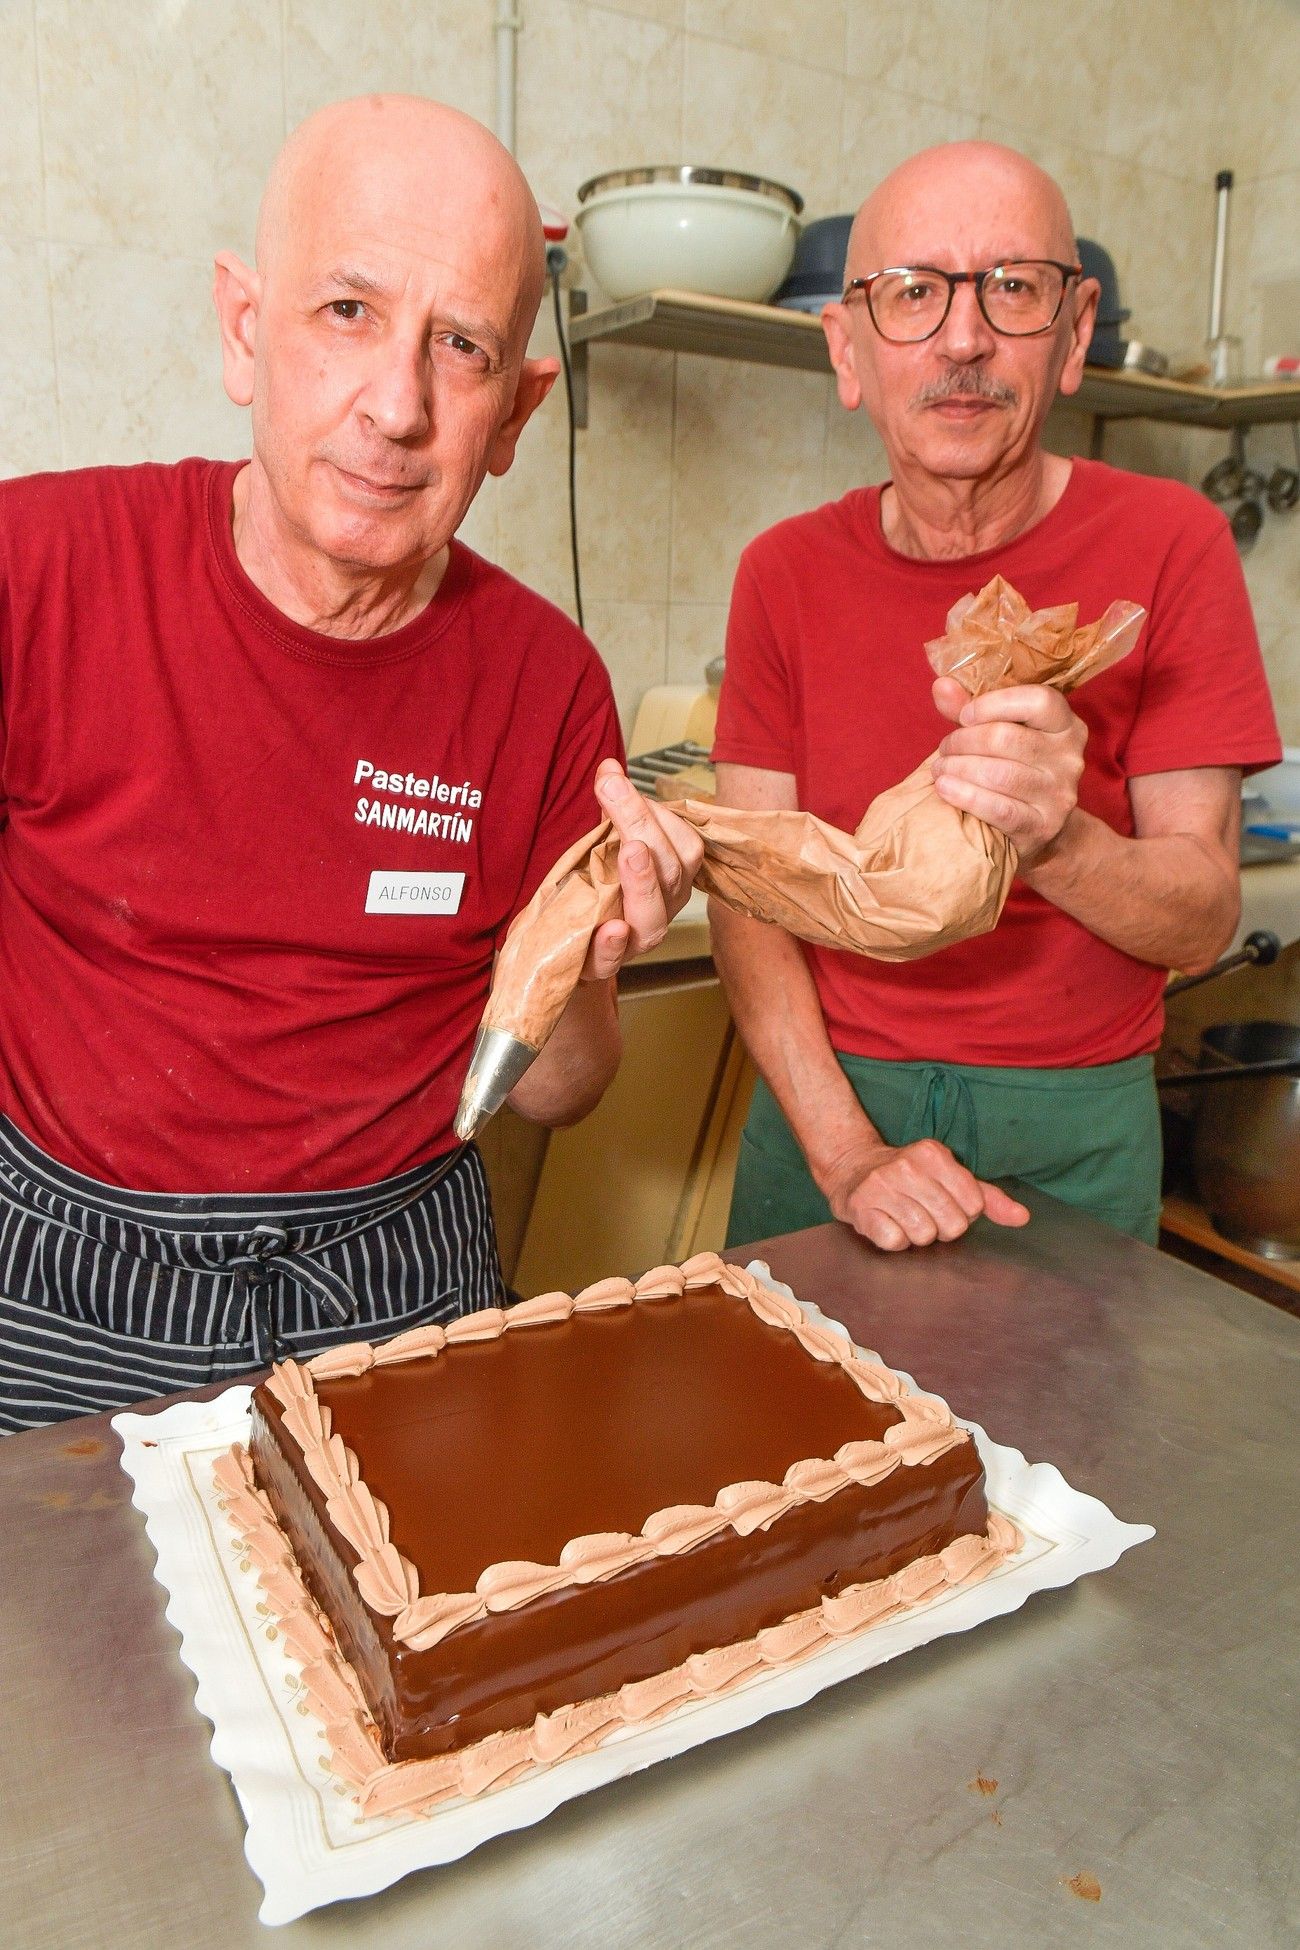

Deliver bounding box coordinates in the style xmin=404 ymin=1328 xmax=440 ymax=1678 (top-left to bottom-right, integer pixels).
xmin=575 ymin=166 xmax=803 ymax=304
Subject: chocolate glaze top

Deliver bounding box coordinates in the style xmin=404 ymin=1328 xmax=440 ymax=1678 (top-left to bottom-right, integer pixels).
xmin=309 ymin=1285 xmax=903 ymax=1595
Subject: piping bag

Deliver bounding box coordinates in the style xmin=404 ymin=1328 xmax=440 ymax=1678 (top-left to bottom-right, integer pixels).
xmin=455 ymin=577 xmax=1144 ymax=1140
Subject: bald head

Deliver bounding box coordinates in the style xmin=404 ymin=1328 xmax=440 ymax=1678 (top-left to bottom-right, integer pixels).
xmin=256 ymin=95 xmax=546 ymax=350
xmin=821 ymin=139 xmax=1098 ymax=507
xmin=214 ymin=93 xmax=564 ymax=592
xmin=847 ymin=141 xmax=1076 ymax=282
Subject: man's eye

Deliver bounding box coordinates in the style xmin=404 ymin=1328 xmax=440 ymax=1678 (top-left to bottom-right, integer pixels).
xmin=446 ymin=333 xmax=486 ymax=362
xmin=329 ymin=299 xmax=365 ymax=321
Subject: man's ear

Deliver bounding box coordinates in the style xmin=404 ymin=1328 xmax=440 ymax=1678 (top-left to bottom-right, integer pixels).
xmin=821 ymin=302 xmax=864 ymax=412
xmin=213 ymin=252 xmax=260 ymax=409
xmin=1058 ymin=276 xmax=1100 ymax=400
xmin=486 ymin=356 xmax=561 ymax=477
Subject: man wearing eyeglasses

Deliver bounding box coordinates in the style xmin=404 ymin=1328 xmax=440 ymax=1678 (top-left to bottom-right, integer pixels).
xmin=710 ymin=141 xmax=1279 ymax=1254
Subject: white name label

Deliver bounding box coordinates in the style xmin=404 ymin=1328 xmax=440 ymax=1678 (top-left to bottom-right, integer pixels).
xmin=365 ymin=871 xmax=465 ymax=915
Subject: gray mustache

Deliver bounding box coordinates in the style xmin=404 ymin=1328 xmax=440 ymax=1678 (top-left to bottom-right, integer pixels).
xmin=911 ymin=370 xmax=1018 ymax=408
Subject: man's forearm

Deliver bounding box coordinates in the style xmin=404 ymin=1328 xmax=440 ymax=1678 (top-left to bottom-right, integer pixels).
xmin=506 ymin=976 xmax=620 ymax=1127
xmin=708 ymin=899 xmax=881 ymax=1183
xmin=1022 ymin=808 xmax=1239 ymax=972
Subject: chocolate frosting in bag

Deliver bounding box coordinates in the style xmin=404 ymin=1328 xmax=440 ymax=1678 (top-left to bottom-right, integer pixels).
xmin=480 ymin=578 xmax=1145 ymax=1057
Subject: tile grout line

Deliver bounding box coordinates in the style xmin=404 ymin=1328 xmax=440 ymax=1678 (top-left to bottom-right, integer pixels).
xmin=586 ymin=8 xmax=848 ymax=82
xmin=279 ymin=0 xmax=289 ymax=136
xmin=662 ymin=10 xmax=684 ymax=681
xmin=974 ymin=0 xmax=996 ymax=143
xmin=29 ymin=0 xmax=65 ymax=469
xmin=663 ymin=14 xmax=685 ymax=653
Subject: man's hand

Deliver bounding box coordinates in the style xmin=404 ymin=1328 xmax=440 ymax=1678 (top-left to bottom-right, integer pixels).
xmin=580 ymin=759 xmax=706 ymax=980
xmin=819 ymin=1132 xmax=1030 ymax=1251
xmin=929 ymin=675 xmax=1087 ymax=867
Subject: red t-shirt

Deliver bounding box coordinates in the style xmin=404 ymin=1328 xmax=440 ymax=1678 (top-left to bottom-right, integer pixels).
xmin=0 ymin=459 xmax=622 ymax=1191
xmin=713 ymin=460 xmax=1280 ymax=1069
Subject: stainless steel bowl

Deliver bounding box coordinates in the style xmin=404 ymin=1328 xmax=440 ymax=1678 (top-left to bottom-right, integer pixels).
xmin=1191 ymin=1019 xmax=1300 ymax=1258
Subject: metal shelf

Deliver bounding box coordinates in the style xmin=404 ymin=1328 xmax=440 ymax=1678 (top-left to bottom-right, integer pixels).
xmin=567 ymin=288 xmax=1300 ymax=433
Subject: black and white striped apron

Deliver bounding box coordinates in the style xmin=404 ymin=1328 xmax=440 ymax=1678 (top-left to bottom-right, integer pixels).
xmin=0 ymin=1117 xmax=502 ymax=1435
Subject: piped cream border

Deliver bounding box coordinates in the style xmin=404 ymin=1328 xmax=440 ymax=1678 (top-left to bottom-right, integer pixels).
xmin=214 ymin=1442 xmax=1020 ymax=1820
xmin=257 ymin=1253 xmax=972 ymax=1652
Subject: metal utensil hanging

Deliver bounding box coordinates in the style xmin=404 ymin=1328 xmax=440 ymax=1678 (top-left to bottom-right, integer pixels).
xmin=1266 ymin=429 xmax=1300 ymax=511
xmin=1200 ymin=426 xmax=1298 ymax=551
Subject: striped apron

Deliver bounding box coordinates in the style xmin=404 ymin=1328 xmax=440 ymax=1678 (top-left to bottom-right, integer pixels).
xmin=0 ymin=1117 xmax=502 ymax=1435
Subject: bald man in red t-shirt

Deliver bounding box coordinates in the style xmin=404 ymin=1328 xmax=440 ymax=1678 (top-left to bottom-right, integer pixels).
xmin=712 ymin=142 xmax=1279 ymax=1253
xmin=0 ymin=98 xmax=703 ymax=1430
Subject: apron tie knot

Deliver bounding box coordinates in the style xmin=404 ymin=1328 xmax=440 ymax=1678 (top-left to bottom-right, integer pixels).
xmin=224 ymin=1224 xmax=361 ymax=1356
xmin=239 ymin=1222 xmax=289 ymax=1264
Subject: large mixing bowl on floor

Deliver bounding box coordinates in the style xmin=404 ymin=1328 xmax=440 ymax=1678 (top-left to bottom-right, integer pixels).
xmin=1190 ymin=1019 xmax=1300 ymax=1258
xmin=575 ymin=165 xmax=803 ymax=303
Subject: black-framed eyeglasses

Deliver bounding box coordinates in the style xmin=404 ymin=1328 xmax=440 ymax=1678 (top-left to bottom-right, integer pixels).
xmin=842 ymin=260 xmax=1083 ymax=342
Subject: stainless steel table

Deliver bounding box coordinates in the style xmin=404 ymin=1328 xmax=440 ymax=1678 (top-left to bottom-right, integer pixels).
xmin=3 ymin=1191 xmax=1297 ymax=1947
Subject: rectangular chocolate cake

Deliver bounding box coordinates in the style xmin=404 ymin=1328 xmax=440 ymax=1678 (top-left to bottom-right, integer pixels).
xmin=216 ymin=1253 xmax=1017 ymax=1819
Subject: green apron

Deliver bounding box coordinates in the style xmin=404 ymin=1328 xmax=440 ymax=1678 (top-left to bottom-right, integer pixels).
xmin=727 ymin=1051 xmax=1162 ymax=1249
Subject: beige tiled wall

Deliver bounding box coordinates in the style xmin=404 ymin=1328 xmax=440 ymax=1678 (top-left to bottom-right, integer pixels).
xmin=1 ymin=0 xmax=1297 ymax=738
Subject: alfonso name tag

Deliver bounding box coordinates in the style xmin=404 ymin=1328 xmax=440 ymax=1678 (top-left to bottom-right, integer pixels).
xmin=366 ymin=871 xmax=466 ymax=915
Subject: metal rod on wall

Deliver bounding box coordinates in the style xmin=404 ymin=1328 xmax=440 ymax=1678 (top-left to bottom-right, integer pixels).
xmin=495 ymin=0 xmax=521 ymax=154
xmin=1208 ymin=169 xmax=1232 ymax=342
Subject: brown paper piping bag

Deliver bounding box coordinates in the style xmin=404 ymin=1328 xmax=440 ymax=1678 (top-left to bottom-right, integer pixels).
xmin=454 ymin=824 xmax=622 ymax=1136
xmin=924 ymin=576 xmax=1144 ymax=697
xmin=483 ymin=822 xmax=623 ymax=1048
xmin=454 ymin=580 xmax=1145 ymax=1138
xmin=677 ymin=758 xmax=1012 ymax=957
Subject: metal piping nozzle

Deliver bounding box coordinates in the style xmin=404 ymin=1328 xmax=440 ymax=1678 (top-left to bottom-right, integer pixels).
xmin=453 ymin=1026 xmax=542 ymax=1141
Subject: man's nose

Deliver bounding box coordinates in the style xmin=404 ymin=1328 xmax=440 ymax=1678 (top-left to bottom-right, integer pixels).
xmin=358 ymin=330 xmax=432 ymax=441
xmin=933 ymin=279 xmax=997 ymax=361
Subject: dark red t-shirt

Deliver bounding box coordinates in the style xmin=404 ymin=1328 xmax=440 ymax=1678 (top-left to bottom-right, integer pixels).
xmin=713 ymin=460 xmax=1281 ymax=1069
xmin=0 ymin=459 xmax=622 ymax=1191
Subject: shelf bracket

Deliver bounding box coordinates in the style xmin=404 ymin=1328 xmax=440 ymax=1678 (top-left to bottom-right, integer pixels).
xmin=568 ymin=288 xmax=588 ymax=431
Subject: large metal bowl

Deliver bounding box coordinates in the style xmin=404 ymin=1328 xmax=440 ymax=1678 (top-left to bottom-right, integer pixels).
xmin=1191 ymin=1019 xmax=1300 ymax=1258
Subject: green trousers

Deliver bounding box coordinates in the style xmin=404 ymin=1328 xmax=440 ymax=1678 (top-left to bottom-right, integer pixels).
xmin=727 ymin=1051 xmax=1162 ymax=1249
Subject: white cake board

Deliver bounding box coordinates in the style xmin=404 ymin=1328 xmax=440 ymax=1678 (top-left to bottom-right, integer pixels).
xmin=114 ymin=1266 xmax=1153 ymax=1926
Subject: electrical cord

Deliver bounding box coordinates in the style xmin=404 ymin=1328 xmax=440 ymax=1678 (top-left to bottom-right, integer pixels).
xmin=549 ymin=263 xmax=584 ymax=632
